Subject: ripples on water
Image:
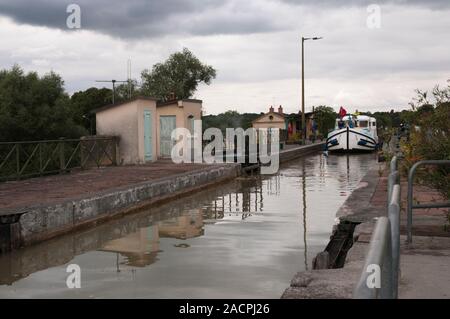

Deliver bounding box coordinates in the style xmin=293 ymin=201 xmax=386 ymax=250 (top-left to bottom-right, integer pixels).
xmin=0 ymin=153 xmax=378 ymax=298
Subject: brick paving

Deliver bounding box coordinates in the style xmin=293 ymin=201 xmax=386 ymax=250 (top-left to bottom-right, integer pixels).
xmin=369 ymin=164 xmax=450 ymax=298
xmin=370 ymin=168 xmax=449 ymax=236
xmin=0 ymin=160 xmax=216 ymax=213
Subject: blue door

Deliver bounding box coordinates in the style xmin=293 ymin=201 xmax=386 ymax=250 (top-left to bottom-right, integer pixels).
xmin=160 ymin=116 xmax=177 ymax=157
xmin=144 ymin=110 xmax=152 ymax=161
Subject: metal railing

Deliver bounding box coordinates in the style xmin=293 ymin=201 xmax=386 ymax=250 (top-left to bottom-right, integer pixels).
xmin=0 ymin=136 xmax=119 ymax=181
xmin=407 ymin=160 xmax=450 ymax=243
xmin=354 ymin=156 xmax=401 ymax=299
xmin=353 ymin=216 xmax=394 ymax=298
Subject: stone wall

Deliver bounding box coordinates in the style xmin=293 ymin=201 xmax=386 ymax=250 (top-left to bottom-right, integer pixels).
xmin=15 ymin=164 xmax=240 ymax=248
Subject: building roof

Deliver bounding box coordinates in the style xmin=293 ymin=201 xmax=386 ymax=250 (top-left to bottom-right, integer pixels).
xmin=251 ymin=111 xmax=285 ymax=123
xmin=156 ymin=98 xmax=202 ymax=107
xmin=252 ymin=109 xmax=316 ymax=124
xmin=91 ymin=96 xmax=202 ymax=114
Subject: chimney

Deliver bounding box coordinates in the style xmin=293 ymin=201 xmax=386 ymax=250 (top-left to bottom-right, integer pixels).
xmin=278 ymin=105 xmax=283 ymax=114
xmin=168 ymin=92 xmax=176 ymax=101
xmin=269 ymin=105 xmax=274 ymax=113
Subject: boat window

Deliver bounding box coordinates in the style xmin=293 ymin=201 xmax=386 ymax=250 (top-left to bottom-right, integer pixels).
xmin=359 ymin=120 xmax=368 ymax=128
xmin=345 ymin=120 xmax=355 ymax=128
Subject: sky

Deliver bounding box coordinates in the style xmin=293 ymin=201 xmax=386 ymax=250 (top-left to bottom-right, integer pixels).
xmin=0 ymin=0 xmax=449 ymax=114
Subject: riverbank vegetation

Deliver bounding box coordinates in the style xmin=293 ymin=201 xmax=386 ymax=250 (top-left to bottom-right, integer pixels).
xmin=400 ymin=80 xmax=450 ymax=198
xmin=0 ymin=48 xmax=215 ymax=142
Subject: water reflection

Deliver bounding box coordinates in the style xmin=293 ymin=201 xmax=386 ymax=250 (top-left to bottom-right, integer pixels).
xmin=0 ymin=153 xmax=378 ymax=298
xmin=302 ymin=161 xmax=308 ymax=271
xmin=100 ymin=209 xmax=204 ymax=268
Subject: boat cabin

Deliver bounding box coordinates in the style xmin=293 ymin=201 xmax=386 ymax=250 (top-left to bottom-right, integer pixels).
xmin=335 ymin=115 xmax=377 ymax=130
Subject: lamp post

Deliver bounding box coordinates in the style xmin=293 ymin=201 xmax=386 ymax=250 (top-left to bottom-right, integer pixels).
xmin=301 ymin=36 xmax=322 ymax=145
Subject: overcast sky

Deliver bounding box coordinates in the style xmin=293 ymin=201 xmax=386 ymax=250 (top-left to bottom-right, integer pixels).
xmin=0 ymin=0 xmax=449 ymax=114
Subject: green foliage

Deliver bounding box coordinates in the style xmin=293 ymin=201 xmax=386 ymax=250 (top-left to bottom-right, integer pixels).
xmin=0 ymin=65 xmax=86 ymax=142
xmin=372 ymin=111 xmax=393 ymax=129
xmin=70 ymin=87 xmax=112 ymax=133
xmin=314 ymin=105 xmax=336 ymax=135
xmin=403 ymin=81 xmax=450 ymax=198
xmin=202 ymin=110 xmax=259 ymax=133
xmin=141 ymin=48 xmax=216 ymax=101
xmin=115 ymin=79 xmax=140 ymax=102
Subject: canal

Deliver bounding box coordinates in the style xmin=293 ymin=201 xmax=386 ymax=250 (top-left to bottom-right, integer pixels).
xmin=0 ymin=153 xmax=378 ymax=298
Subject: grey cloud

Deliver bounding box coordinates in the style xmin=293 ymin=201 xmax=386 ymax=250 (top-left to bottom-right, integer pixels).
xmin=280 ymin=0 xmax=450 ymax=9
xmin=0 ymin=0 xmax=284 ymax=38
xmin=1 ymin=0 xmax=448 ymax=39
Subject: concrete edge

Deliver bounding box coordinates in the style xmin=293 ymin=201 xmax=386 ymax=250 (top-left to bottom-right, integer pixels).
xmin=15 ymin=164 xmax=240 ymax=247
xmin=279 ymin=143 xmax=324 ymax=164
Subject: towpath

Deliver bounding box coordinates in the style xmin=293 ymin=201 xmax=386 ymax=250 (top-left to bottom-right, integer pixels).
xmin=0 ymin=161 xmax=213 ymax=214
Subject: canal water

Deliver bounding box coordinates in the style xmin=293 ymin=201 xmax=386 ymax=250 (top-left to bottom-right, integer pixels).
xmin=0 ymin=153 xmax=378 ymax=298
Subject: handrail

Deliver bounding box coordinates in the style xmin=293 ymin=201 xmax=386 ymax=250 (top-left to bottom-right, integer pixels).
xmin=0 ymin=136 xmax=119 ymax=181
xmin=354 ymin=156 xmax=400 ymax=299
xmin=389 ymin=184 xmax=400 ymax=298
xmin=0 ymin=136 xmax=114 ymax=145
xmin=407 ymin=160 xmax=450 ymax=243
xmin=353 ymin=217 xmax=393 ymax=299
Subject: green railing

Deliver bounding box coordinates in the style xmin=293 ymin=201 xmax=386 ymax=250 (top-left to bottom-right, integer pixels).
xmin=0 ymin=136 xmax=119 ymax=181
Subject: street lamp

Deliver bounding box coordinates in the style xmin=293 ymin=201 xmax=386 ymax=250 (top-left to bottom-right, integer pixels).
xmin=301 ymin=36 xmax=323 ymax=145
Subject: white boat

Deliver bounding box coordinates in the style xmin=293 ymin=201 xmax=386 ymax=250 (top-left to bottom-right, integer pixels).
xmin=326 ymin=115 xmax=378 ymax=152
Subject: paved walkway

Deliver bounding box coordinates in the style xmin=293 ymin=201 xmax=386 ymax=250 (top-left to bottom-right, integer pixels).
xmin=0 ymin=161 xmax=215 ymax=214
xmin=397 ymin=178 xmax=450 ymax=298
xmin=374 ymin=167 xmax=450 ymax=298
xmin=399 ymin=235 xmax=450 ymax=298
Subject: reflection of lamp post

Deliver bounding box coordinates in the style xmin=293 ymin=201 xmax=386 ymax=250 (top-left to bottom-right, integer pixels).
xmin=116 ymin=252 xmax=121 ymax=273
xmin=301 ymin=36 xmax=323 ymax=145
xmin=302 ymin=160 xmax=308 ymax=270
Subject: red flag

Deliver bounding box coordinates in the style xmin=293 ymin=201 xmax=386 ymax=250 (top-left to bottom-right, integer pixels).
xmin=339 ymin=106 xmax=347 ymax=118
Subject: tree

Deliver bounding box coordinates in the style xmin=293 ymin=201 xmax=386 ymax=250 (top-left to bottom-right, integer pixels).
xmin=0 ymin=65 xmax=86 ymax=142
xmin=372 ymin=111 xmax=393 ymax=129
xmin=70 ymin=87 xmax=113 ymax=133
xmin=115 ymin=79 xmax=140 ymax=102
xmin=314 ymin=105 xmax=336 ymax=136
xmin=141 ymin=48 xmax=216 ymax=101
xmin=202 ymin=110 xmax=260 ymax=134
xmin=403 ymin=80 xmax=450 ymax=198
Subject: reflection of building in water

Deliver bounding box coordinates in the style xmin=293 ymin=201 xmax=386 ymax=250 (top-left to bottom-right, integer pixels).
xmin=267 ymin=174 xmax=281 ymax=196
xmin=158 ymin=209 xmax=204 ymax=239
xmin=203 ymin=179 xmax=264 ymax=220
xmin=100 ymin=209 xmax=204 ymax=267
xmin=101 ymin=225 xmax=160 ymax=267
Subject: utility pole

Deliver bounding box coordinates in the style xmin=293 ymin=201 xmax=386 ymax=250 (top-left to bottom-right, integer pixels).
xmin=301 ymin=36 xmax=323 ymax=144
